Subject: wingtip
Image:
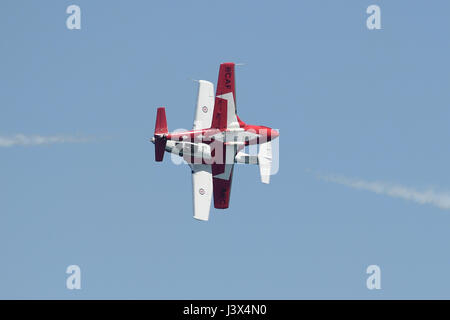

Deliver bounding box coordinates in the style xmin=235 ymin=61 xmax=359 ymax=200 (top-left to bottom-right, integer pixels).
xmin=261 ymin=176 xmax=271 ymax=184
xmin=193 ymin=216 xmax=209 ymax=222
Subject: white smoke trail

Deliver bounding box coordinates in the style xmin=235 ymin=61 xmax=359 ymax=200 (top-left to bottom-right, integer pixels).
xmin=0 ymin=134 xmax=95 ymax=147
xmin=315 ymin=172 xmax=450 ymax=210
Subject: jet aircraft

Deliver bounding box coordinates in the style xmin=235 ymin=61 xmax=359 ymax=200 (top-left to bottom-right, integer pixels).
xmin=151 ymin=63 xmax=279 ymax=220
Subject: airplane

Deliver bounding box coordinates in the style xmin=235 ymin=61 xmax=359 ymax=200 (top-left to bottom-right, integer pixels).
xmin=151 ymin=62 xmax=279 ymax=221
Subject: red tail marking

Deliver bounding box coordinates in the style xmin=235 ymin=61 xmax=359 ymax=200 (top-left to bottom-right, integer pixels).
xmin=154 ymin=136 xmax=167 ymax=162
xmin=154 ymin=107 xmax=168 ymax=162
xmin=154 ymin=107 xmax=168 ymax=134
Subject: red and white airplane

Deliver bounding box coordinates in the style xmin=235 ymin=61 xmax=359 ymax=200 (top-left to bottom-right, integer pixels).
xmin=151 ymin=62 xmax=279 ymax=221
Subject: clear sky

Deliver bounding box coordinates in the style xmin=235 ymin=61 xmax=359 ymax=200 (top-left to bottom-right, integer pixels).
xmin=1 ymin=0 xmax=450 ymax=299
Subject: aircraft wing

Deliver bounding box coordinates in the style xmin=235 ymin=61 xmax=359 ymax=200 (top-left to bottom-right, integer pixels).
xmin=211 ymin=143 xmax=240 ymax=209
xmin=211 ymin=63 xmax=240 ymax=130
xmin=193 ymin=80 xmax=215 ymax=130
xmin=191 ymin=164 xmax=213 ymax=221
xmin=212 ymin=164 xmax=234 ymax=209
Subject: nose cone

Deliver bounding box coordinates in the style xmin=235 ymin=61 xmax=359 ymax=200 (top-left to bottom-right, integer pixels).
xmin=270 ymin=129 xmax=279 ymax=140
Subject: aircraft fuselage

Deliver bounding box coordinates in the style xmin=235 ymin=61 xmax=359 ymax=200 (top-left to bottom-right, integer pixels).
xmin=151 ymin=124 xmax=278 ymax=165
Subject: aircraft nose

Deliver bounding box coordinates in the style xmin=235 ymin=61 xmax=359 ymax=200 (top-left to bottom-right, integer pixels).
xmin=271 ymin=129 xmax=279 ymax=139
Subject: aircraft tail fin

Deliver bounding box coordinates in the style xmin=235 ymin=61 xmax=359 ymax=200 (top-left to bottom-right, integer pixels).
xmin=155 ymin=107 xmax=168 ymax=135
xmin=154 ymin=107 xmax=168 ymax=162
xmin=258 ymin=141 xmax=272 ymax=184
xmin=234 ymin=142 xmax=272 ymax=184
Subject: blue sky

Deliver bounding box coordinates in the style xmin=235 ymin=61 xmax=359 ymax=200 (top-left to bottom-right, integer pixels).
xmin=1 ymin=0 xmax=450 ymax=299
